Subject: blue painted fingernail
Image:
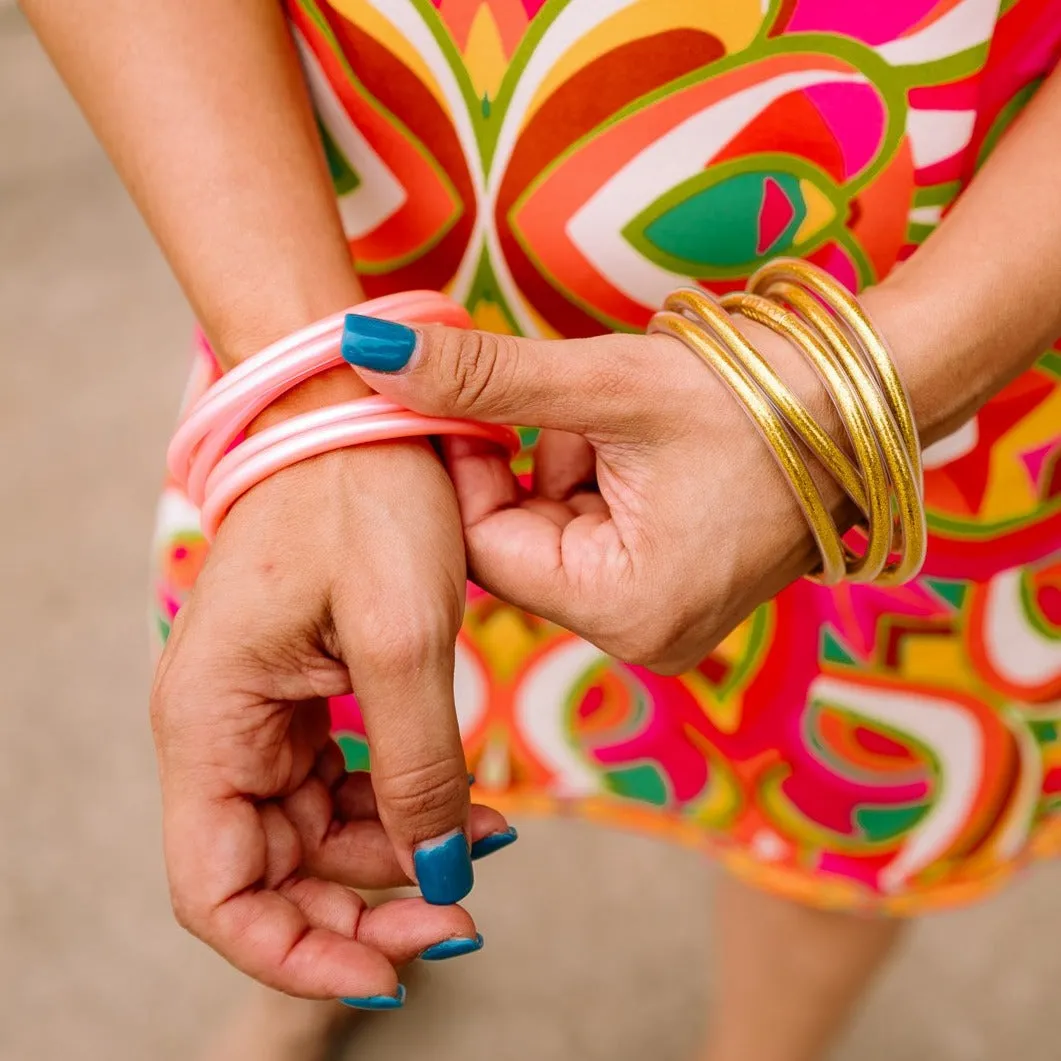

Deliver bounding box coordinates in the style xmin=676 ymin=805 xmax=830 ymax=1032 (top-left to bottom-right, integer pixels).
xmin=470 ymin=826 xmax=518 ymax=861
xmin=414 ymin=831 xmax=473 ymax=905
xmin=467 ymin=772 xmax=476 ymax=786
xmin=341 ymin=314 xmax=417 ymax=372
xmin=339 ymin=984 xmax=406 ymax=1010
xmin=419 ymin=933 xmax=484 ymax=962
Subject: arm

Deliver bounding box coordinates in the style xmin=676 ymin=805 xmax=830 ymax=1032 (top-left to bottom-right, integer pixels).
xmin=869 ymin=65 xmax=1061 ymax=445
xmin=23 ymin=0 xmax=367 ymax=416
xmin=24 ymin=0 xmax=506 ymax=1000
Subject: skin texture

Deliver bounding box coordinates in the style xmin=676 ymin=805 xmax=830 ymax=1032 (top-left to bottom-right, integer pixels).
xmin=21 ymin=0 xmax=1061 ymax=1020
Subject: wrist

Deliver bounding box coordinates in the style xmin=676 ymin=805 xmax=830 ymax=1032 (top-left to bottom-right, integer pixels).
xmin=857 ymin=280 xmax=957 ymax=449
xmin=246 ymin=365 xmax=373 ymax=434
xmin=725 ymin=313 xmax=859 ymax=576
xmin=210 ymin=268 xmax=365 ymax=369
xmin=206 ymin=278 xmax=376 ymax=435
xmin=863 ymin=267 xmax=1046 ymax=449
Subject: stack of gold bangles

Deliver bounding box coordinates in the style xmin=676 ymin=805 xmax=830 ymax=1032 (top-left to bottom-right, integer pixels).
xmin=648 ymin=258 xmax=925 ymax=586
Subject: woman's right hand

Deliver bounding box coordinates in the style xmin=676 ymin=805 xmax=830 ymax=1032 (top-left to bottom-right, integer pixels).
xmin=151 ymin=441 xmax=511 ymax=1001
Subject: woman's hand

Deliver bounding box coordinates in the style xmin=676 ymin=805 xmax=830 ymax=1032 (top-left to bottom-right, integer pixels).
xmin=151 ymin=442 xmax=510 ymax=1000
xmin=339 ymin=307 xmax=912 ymax=674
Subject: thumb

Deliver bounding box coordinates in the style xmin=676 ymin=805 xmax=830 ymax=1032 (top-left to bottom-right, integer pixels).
xmin=340 ymin=314 xmax=653 ymax=433
xmin=331 ymin=585 xmax=475 ymax=906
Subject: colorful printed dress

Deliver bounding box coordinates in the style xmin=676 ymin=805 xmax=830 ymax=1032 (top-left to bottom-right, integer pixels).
xmin=154 ymin=0 xmax=1061 ymax=915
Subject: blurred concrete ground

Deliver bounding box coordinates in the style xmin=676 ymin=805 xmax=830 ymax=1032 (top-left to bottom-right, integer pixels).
xmin=3 ymin=7 xmax=1061 ymax=1060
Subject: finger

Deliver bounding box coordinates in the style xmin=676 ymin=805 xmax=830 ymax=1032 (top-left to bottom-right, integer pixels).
xmin=278 ymin=875 xmax=365 ymax=937
xmin=567 ymin=492 xmax=609 ymax=517
xmin=212 ymin=889 xmax=400 ymax=1000
xmin=341 ymin=320 xmax=664 ymax=434
xmin=168 ymin=772 xmax=496 ymax=1000
xmin=471 ymin=503 xmax=623 ymax=625
xmin=444 ymin=435 xmax=604 ymax=529
xmin=164 ymin=788 xmax=399 ymax=1000
xmin=301 ymin=818 xmax=508 ymax=889
xmin=281 ymin=772 xmax=512 ymax=888
xmin=533 ymin=429 xmax=597 ymax=501
xmin=441 ymin=438 xmax=622 ymax=620
xmin=260 ymin=802 xmax=302 ymax=888
xmin=314 ymin=739 xmax=348 ymax=790
xmin=332 ymin=768 xmax=379 ymax=820
xmin=281 ymin=881 xmax=481 ymax=966
xmin=359 ymin=896 xmax=481 ymax=965
xmin=440 ymin=435 xmax=521 ymax=528
xmin=330 ymin=769 xmax=510 ymax=837
xmin=328 ymin=595 xmax=476 ymax=904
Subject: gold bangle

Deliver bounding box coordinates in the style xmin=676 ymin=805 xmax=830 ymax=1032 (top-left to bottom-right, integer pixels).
xmin=755 ymin=281 xmax=919 ymax=582
xmin=648 ymin=308 xmax=848 ymax=584
xmin=663 ymin=287 xmax=865 ymax=509
xmin=750 ymin=259 xmax=922 ymax=480
xmin=720 ymin=291 xmax=893 ymax=584
xmin=751 ymin=271 xmax=926 ymax=584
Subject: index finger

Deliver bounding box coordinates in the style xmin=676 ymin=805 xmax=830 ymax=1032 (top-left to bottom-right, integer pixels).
xmin=443 ymin=436 xmax=618 ymax=626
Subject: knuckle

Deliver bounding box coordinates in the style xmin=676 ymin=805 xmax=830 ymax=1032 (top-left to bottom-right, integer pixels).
xmin=360 ymin=618 xmax=449 ymax=673
xmin=373 ymin=757 xmax=468 ymax=835
xmin=350 ymin=595 xmax=458 ymax=674
xmin=585 ymin=346 xmax=638 ymax=405
xmin=434 ymin=329 xmax=515 ymax=418
xmin=581 ymin=337 xmax=659 ymax=427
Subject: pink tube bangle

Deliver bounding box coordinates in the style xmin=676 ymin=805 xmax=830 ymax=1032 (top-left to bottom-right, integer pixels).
xmin=168 ymin=290 xmax=474 ymax=504
xmin=167 ymin=292 xmax=520 ymax=539
xmin=200 ymin=401 xmax=517 ymax=539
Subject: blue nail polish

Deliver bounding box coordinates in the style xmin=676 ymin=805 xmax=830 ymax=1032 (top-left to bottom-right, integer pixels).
xmin=470 ymin=826 xmax=518 ymax=862
xmin=414 ymin=831 xmax=473 ymax=905
xmin=341 ymin=314 xmax=417 ymax=372
xmin=339 ymin=984 xmax=406 ymax=1010
xmin=467 ymin=772 xmax=476 ymax=787
xmin=419 ymin=933 xmax=484 ymax=962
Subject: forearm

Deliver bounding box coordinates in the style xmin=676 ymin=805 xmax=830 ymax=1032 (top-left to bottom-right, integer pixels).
xmin=23 ymin=0 xmax=370 ymax=413
xmin=868 ymin=66 xmax=1061 ymax=446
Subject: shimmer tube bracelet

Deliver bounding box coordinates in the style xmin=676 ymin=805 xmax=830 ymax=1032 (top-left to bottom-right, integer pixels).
xmin=719 ymin=290 xmax=895 ymax=583
xmin=169 ymin=290 xmax=472 ymax=504
xmin=168 ymin=292 xmax=520 ymax=540
xmin=649 ymin=259 xmax=926 ymax=586
xmin=748 ymin=260 xmax=926 ymax=584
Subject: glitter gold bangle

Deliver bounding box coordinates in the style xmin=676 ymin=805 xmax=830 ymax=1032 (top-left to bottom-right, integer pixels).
xmin=750 ymin=259 xmax=922 ymax=480
xmin=663 ymin=287 xmax=865 ymax=509
xmin=750 ymin=266 xmax=926 ymax=584
xmin=720 ymin=291 xmax=893 ymax=584
xmin=648 ymin=308 xmax=848 ymax=585
xmin=753 ymin=281 xmax=923 ymax=583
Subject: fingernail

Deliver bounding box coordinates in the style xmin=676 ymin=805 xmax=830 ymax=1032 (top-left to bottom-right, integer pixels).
xmin=467 ymin=772 xmax=476 ymax=786
xmin=339 ymin=984 xmax=406 ymax=1010
xmin=419 ymin=933 xmax=484 ymax=962
xmin=414 ymin=830 xmax=474 ymax=905
xmin=470 ymin=826 xmax=519 ymax=861
xmin=341 ymin=314 xmax=417 ymax=372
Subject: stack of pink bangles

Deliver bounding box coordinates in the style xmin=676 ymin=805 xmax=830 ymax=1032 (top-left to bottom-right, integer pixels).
xmin=167 ymin=290 xmax=521 ymax=539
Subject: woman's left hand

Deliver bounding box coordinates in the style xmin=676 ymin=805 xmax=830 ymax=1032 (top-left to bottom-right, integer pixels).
xmin=341 ymin=309 xmax=895 ymax=673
